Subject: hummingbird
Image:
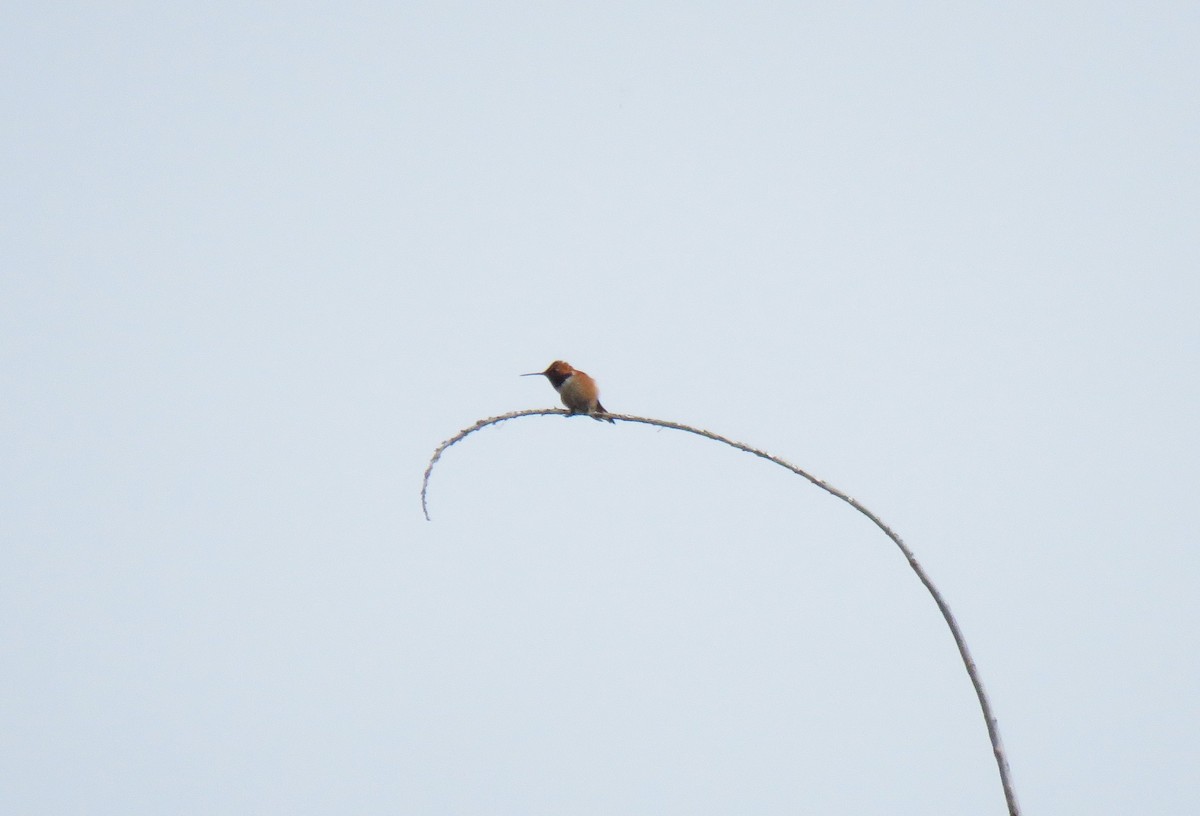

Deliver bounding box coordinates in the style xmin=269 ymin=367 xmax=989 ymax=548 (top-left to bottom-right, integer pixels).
xmin=523 ymin=360 xmax=615 ymax=423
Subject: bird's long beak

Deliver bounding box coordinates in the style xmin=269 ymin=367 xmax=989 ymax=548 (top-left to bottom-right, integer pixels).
xmin=521 ymin=372 xmax=543 ymax=377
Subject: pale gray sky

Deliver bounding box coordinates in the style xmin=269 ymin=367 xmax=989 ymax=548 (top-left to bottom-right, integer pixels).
xmin=3 ymin=3 xmax=1197 ymax=814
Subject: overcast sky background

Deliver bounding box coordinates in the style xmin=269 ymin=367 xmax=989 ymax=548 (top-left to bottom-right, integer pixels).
xmin=3 ymin=3 xmax=1197 ymax=814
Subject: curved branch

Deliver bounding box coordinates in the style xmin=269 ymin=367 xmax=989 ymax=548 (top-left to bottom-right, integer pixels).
xmin=420 ymin=409 xmax=1020 ymax=816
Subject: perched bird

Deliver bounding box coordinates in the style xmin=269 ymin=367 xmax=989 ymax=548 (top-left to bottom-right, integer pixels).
xmin=523 ymin=360 xmax=615 ymax=423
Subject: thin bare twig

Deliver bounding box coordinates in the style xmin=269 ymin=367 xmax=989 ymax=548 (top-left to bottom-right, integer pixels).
xmin=420 ymin=409 xmax=1019 ymax=816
